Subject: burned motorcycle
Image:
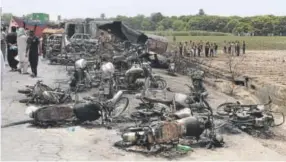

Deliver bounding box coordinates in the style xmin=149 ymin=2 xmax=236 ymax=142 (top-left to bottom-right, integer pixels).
xmin=2 ymin=91 xmax=129 ymax=128
xmin=114 ymin=62 xmax=167 ymax=91
xmin=216 ymin=97 xmax=285 ymax=132
xmin=132 ymin=90 xmax=210 ymax=124
xmin=69 ymin=58 xmax=93 ymax=92
xmin=18 ymin=80 xmax=72 ymax=105
xmin=115 ymin=97 xmax=224 ymax=154
xmin=97 ymin=61 xmax=116 ymax=100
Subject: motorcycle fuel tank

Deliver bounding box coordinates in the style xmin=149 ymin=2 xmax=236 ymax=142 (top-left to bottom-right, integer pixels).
xmin=174 ymin=93 xmax=189 ymax=108
xmin=125 ymin=66 xmax=144 ymax=75
xmin=176 ymin=116 xmax=206 ymax=138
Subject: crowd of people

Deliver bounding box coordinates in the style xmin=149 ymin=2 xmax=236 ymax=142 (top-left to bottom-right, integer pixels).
xmin=176 ymin=40 xmax=246 ymax=57
xmin=1 ymin=26 xmax=42 ymax=78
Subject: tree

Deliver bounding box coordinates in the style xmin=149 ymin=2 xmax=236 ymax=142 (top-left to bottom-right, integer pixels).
xmin=100 ymin=13 xmax=106 ymax=19
xmin=150 ymin=12 xmax=164 ymax=23
xmin=172 ymin=20 xmax=185 ymax=31
xmin=105 ymin=13 xmax=286 ymax=36
xmin=198 ymin=9 xmax=206 ymax=16
xmin=1 ymin=13 xmax=13 ymax=23
xmin=225 ymin=19 xmax=240 ymax=33
xmin=157 ymin=18 xmax=173 ymax=30
xmin=141 ymin=19 xmax=152 ymax=30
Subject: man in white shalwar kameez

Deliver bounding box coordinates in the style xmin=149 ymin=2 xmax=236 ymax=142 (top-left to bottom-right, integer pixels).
xmin=17 ymin=28 xmax=29 ymax=74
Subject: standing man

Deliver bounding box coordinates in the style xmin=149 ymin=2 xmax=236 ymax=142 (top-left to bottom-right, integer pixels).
xmin=205 ymin=42 xmax=209 ymax=57
xmin=17 ymin=28 xmax=29 ymax=74
xmin=214 ymin=43 xmax=218 ymax=56
xmin=230 ymin=42 xmax=235 ymax=56
xmin=237 ymin=41 xmax=241 ymax=56
xmin=223 ymin=41 xmax=227 ymax=54
xmin=173 ymin=36 xmax=176 ymax=43
xmin=99 ymin=31 xmax=106 ymax=50
xmin=178 ymin=42 xmax=183 ymax=56
xmin=183 ymin=41 xmax=188 ymax=57
xmin=26 ymin=30 xmax=41 ymax=77
xmin=6 ymin=26 xmax=19 ymax=71
xmin=242 ymin=41 xmax=246 ymax=54
xmin=209 ymin=43 xmax=214 ymax=57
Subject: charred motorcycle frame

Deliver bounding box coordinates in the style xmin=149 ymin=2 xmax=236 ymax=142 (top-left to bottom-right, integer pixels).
xmin=216 ymin=97 xmax=285 ymax=132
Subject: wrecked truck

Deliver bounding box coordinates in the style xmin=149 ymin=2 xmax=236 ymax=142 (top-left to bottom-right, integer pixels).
xmin=98 ymin=21 xmax=170 ymax=68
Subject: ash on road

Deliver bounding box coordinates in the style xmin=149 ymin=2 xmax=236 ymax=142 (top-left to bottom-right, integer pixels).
xmin=1 ymin=59 xmax=286 ymax=161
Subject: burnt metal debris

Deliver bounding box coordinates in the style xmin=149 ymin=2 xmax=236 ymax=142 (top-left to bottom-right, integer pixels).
xmin=2 ymin=20 xmax=285 ymax=159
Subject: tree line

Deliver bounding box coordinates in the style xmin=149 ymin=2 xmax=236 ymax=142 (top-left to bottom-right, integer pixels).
xmin=2 ymin=9 xmax=286 ymax=36
xmin=111 ymin=10 xmax=286 ymax=36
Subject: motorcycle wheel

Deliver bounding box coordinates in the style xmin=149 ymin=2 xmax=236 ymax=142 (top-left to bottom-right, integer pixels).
xmin=152 ymin=79 xmax=167 ymax=90
xmin=18 ymin=89 xmax=31 ymax=94
xmin=216 ymin=102 xmax=237 ymax=116
xmin=110 ymin=97 xmax=129 ymax=118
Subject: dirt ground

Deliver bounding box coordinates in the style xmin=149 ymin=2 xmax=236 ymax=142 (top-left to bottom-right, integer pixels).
xmin=1 ymin=59 xmax=286 ymax=161
xmin=205 ymin=50 xmax=286 ymax=87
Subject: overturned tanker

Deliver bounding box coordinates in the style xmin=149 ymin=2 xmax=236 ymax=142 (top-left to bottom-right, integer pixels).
xmin=98 ymin=21 xmax=168 ymax=54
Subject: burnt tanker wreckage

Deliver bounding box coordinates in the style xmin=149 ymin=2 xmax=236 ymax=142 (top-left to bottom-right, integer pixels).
xmin=2 ymin=21 xmax=285 ymax=158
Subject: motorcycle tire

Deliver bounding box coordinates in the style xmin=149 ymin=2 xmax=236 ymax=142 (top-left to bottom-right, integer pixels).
xmin=18 ymin=89 xmax=31 ymax=94
xmin=152 ymin=79 xmax=167 ymax=90
xmin=216 ymin=102 xmax=237 ymax=116
xmin=110 ymin=97 xmax=129 ymax=118
xmin=33 ymin=105 xmax=75 ymax=122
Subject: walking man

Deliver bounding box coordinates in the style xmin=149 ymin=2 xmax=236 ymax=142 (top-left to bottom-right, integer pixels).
xmin=26 ymin=30 xmax=41 ymax=77
xmin=17 ymin=28 xmax=29 ymax=74
xmin=6 ymin=26 xmax=19 ymax=71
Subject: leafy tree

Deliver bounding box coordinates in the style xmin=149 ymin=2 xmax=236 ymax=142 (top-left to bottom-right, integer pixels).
xmin=198 ymin=9 xmax=206 ymax=16
xmin=150 ymin=12 xmax=164 ymax=23
xmin=5 ymin=11 xmax=286 ymax=36
xmin=1 ymin=13 xmax=13 ymax=23
xmin=172 ymin=20 xmax=185 ymax=31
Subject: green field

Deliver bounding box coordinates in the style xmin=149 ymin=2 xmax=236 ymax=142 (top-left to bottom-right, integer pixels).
xmin=144 ymin=31 xmax=286 ymax=50
xmin=166 ymin=36 xmax=286 ymax=50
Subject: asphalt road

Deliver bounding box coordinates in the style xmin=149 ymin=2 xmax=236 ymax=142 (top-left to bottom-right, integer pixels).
xmin=1 ymin=59 xmax=286 ymax=161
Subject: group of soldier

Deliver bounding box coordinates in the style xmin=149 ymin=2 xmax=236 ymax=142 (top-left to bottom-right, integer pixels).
xmin=176 ymin=40 xmax=246 ymax=57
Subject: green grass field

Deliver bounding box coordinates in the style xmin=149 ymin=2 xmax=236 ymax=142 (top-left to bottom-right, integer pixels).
xmin=166 ymin=36 xmax=286 ymax=50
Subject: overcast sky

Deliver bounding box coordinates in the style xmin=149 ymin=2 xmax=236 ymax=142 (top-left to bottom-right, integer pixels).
xmin=2 ymin=0 xmax=286 ymax=20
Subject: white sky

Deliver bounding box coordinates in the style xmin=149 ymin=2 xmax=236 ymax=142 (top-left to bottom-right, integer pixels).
xmin=2 ymin=0 xmax=286 ymax=21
